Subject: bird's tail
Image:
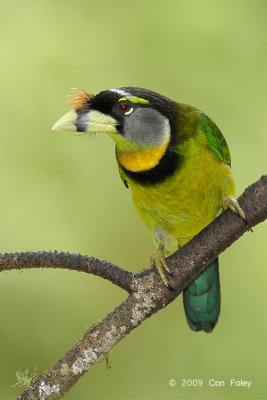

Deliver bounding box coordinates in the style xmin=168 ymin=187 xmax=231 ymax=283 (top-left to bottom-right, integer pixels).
xmin=183 ymin=258 xmax=220 ymax=332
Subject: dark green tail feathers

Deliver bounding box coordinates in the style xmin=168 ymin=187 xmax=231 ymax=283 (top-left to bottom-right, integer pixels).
xmin=183 ymin=258 xmax=220 ymax=332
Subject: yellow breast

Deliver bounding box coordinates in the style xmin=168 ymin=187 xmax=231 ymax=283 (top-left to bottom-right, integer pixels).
xmin=116 ymin=142 xmax=169 ymax=172
xmin=123 ymin=135 xmax=235 ymax=244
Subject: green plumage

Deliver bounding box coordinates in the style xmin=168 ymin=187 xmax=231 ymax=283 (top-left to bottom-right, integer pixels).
xmin=183 ymin=258 xmax=220 ymax=332
xmin=197 ymin=113 xmax=231 ymax=166
xmin=116 ymin=101 xmax=235 ymax=333
xmin=181 ymin=114 xmax=228 ymax=332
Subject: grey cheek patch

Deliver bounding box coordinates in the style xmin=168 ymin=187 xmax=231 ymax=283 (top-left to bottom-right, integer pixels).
xmin=124 ymin=108 xmax=170 ymax=146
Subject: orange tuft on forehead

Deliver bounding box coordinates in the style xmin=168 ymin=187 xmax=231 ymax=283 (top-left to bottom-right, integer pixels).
xmin=68 ymin=89 xmax=95 ymax=110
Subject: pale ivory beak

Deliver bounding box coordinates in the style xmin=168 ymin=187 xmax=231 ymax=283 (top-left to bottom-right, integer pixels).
xmin=52 ymin=109 xmax=118 ymax=133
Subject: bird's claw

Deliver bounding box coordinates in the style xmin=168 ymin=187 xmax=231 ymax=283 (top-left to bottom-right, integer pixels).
xmin=150 ymin=249 xmax=173 ymax=290
xmin=223 ymin=195 xmax=253 ymax=232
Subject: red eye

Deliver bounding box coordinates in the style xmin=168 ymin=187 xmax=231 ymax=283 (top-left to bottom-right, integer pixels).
xmin=118 ymin=100 xmax=130 ymax=113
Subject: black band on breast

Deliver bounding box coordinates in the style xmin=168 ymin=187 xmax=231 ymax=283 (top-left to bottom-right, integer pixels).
xmin=120 ymin=146 xmax=181 ymax=185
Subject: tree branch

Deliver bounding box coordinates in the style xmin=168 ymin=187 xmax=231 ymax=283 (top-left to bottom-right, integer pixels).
xmin=0 ymin=251 xmax=133 ymax=293
xmin=1 ymin=175 xmax=265 ymax=399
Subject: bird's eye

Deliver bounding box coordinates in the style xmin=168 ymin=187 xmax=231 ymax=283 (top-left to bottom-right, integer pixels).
xmin=117 ymin=100 xmax=133 ymax=115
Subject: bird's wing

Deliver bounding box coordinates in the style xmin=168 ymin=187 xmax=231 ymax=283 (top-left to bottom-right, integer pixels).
xmin=197 ymin=113 xmax=231 ymax=166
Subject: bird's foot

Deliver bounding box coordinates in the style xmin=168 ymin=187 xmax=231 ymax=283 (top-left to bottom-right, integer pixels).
xmin=150 ymin=248 xmax=173 ymax=290
xmin=222 ymin=195 xmax=253 ymax=232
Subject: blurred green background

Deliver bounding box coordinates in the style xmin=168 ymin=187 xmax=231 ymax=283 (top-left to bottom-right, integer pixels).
xmin=0 ymin=0 xmax=266 ymax=399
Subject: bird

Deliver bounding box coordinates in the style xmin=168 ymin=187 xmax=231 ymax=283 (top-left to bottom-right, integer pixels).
xmin=52 ymin=87 xmax=247 ymax=332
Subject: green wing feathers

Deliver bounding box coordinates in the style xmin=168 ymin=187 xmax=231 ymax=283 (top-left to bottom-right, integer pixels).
xmin=197 ymin=113 xmax=231 ymax=166
xmin=183 ymin=258 xmax=220 ymax=332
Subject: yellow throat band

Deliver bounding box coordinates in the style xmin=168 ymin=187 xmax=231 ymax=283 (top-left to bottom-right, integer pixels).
xmin=117 ymin=141 xmax=169 ymax=172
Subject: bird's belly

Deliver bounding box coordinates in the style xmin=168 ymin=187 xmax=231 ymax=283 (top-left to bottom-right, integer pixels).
xmin=129 ymin=151 xmax=235 ymax=245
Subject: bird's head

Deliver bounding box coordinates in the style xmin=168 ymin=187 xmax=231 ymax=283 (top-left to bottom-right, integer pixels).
xmin=52 ymin=87 xmax=177 ymax=154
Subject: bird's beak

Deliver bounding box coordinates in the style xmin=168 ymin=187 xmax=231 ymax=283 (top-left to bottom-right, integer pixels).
xmin=51 ymin=109 xmax=118 ymax=133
